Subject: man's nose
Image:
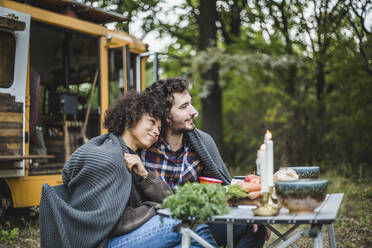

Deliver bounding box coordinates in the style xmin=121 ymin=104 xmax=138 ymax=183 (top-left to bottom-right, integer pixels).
xmin=190 ymin=105 xmax=198 ymax=118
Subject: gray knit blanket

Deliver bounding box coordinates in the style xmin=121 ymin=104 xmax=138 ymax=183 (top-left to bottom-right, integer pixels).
xmin=186 ymin=129 xmax=231 ymax=184
xmin=39 ymin=133 xmax=131 ymax=248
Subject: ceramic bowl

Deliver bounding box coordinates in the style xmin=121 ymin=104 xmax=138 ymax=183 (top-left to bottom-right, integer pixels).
xmin=281 ymin=166 xmax=320 ymax=179
xmin=275 ymin=179 xmax=328 ymax=214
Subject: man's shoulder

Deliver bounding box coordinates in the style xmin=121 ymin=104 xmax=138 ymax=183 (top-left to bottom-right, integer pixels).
xmin=187 ymin=128 xmax=214 ymax=143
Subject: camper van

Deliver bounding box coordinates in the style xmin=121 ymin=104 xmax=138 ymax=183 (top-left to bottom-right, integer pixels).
xmin=0 ymin=0 xmax=150 ymax=215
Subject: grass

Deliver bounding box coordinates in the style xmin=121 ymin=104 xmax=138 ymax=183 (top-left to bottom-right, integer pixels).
xmin=0 ymin=171 xmax=371 ymax=247
xmin=0 ymin=208 xmax=40 ymax=248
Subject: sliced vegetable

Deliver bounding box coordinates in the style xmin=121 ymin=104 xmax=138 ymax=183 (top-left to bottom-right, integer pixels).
xmin=226 ymin=184 xmax=250 ymax=198
xmin=244 ymin=174 xmax=260 ymax=182
xmin=250 ymin=178 xmax=260 ymax=184
xmin=237 ymin=181 xmax=261 ymax=192
xmin=247 ymin=191 xmax=262 ymax=199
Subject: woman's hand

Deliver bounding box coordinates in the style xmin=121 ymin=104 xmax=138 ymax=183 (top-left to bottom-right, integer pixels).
xmin=124 ymin=154 xmax=148 ymax=179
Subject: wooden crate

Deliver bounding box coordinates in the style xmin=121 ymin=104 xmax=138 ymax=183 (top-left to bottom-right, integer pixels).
xmin=0 ymin=93 xmax=23 ymax=156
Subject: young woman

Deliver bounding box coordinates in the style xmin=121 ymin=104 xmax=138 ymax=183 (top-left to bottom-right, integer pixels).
xmin=39 ymin=91 xmax=217 ymax=248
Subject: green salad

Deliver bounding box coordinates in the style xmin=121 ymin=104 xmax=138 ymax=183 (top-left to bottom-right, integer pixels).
xmin=159 ymin=183 xmax=228 ymax=222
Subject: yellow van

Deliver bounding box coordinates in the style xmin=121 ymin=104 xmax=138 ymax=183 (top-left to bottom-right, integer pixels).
xmin=0 ymin=0 xmax=150 ymax=214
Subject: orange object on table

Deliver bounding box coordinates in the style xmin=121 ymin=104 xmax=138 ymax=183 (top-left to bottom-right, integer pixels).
xmin=199 ymin=176 xmax=223 ymax=184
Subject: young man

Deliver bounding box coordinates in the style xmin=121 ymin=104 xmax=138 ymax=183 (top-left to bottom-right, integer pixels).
xmin=141 ymin=78 xmax=270 ymax=248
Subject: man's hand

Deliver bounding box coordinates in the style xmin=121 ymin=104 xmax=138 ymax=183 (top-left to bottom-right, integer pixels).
xmin=253 ymin=224 xmax=271 ymax=241
xmin=124 ymin=154 xmax=148 ymax=179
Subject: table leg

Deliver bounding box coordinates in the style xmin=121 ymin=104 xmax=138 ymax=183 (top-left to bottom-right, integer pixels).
xmin=180 ymin=227 xmax=192 ymax=248
xmin=267 ymin=224 xmax=300 ymax=248
xmin=227 ymin=223 xmax=234 ymax=248
xmin=312 ymin=225 xmax=323 ymax=248
xmin=180 ymin=227 xmax=215 ymax=248
xmin=328 ymin=224 xmax=336 ymax=248
xmin=276 ymin=229 xmax=309 ymax=248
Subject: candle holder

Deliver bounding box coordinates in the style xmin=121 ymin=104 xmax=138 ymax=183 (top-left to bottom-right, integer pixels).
xmin=253 ymin=186 xmax=281 ymax=216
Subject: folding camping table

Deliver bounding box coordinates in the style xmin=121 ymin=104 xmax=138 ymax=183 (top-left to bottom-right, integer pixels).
xmin=157 ymin=193 xmax=344 ymax=248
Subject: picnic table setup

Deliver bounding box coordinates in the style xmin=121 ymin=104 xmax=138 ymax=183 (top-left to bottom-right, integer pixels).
xmin=157 ymin=131 xmax=344 ymax=248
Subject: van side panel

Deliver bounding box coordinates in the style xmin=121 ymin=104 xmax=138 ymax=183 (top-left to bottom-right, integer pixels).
xmin=6 ymin=175 xmax=62 ymax=207
xmin=0 ymin=7 xmax=30 ymax=178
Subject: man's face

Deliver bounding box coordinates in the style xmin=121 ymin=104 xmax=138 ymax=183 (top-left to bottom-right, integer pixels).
xmin=168 ymin=91 xmax=198 ymax=134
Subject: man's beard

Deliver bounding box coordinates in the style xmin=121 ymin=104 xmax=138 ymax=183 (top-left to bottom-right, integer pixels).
xmin=167 ymin=115 xmax=195 ymax=135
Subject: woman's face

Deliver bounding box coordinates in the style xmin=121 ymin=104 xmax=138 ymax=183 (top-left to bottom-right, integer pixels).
xmin=129 ymin=114 xmax=161 ymax=150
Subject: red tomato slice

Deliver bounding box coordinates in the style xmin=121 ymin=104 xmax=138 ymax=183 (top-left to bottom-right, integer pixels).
xmin=244 ymin=174 xmax=260 ymax=182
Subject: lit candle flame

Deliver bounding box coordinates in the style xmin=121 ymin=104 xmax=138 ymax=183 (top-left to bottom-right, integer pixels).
xmin=266 ymin=130 xmax=272 ymax=140
xmin=260 ymin=144 xmax=266 ymax=150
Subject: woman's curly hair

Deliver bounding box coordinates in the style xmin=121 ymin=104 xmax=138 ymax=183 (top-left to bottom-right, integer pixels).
xmin=145 ymin=78 xmax=188 ymax=135
xmin=103 ymin=90 xmax=165 ymax=136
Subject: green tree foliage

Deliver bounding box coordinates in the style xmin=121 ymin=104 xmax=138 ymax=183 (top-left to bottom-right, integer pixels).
xmin=85 ymin=0 xmax=372 ymax=176
xmin=82 ymin=0 xmax=161 ymax=32
xmin=190 ymin=0 xmax=372 ymax=176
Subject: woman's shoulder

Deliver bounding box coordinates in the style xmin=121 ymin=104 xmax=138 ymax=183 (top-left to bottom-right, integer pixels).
xmin=63 ymin=134 xmax=127 ymax=183
xmin=72 ymin=134 xmax=125 ymax=166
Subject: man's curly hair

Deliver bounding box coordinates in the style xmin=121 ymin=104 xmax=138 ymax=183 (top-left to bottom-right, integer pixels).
xmin=103 ymin=90 xmax=164 ymax=136
xmin=145 ymin=77 xmax=188 ymax=115
xmin=145 ymin=78 xmax=188 ymax=135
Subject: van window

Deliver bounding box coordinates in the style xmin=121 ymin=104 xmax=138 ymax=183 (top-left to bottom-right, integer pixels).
xmin=0 ymin=31 xmax=15 ymax=87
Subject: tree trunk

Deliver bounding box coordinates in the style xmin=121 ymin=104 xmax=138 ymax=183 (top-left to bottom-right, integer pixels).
xmin=316 ymin=61 xmax=326 ymax=116
xmin=198 ymin=0 xmax=223 ymax=148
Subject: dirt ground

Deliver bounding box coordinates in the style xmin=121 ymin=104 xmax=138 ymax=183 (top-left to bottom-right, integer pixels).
xmin=1 ymin=172 xmax=371 ymax=247
xmin=0 ymin=208 xmax=40 ymax=248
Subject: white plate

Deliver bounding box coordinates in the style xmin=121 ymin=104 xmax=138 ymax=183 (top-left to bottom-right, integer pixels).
xmin=237 ymin=205 xmax=257 ymax=209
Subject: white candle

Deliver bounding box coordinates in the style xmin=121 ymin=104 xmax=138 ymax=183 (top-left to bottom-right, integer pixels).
xmin=258 ymin=144 xmax=269 ymax=193
xmin=256 ymin=150 xmax=261 ymax=175
xmin=265 ymin=130 xmax=274 ymax=187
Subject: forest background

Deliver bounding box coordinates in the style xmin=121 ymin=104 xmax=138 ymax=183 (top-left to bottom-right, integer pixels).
xmin=84 ymin=0 xmax=372 ymax=178
xmin=2 ymin=1 xmax=372 ymax=247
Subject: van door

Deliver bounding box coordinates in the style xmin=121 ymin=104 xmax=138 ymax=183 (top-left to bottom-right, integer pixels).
xmin=0 ymin=7 xmax=30 ymax=177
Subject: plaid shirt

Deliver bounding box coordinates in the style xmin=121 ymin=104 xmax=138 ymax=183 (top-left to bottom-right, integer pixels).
xmin=140 ymin=137 xmax=202 ymax=188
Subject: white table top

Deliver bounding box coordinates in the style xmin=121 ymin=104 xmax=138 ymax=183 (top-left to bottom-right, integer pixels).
xmin=157 ymin=193 xmax=344 ymax=225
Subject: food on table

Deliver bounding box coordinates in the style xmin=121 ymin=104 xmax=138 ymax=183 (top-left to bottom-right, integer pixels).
xmin=244 ymin=174 xmax=260 ymax=183
xmin=159 ymin=183 xmax=228 ymax=222
xmin=237 ymin=181 xmax=261 ymax=192
xmin=227 ymin=184 xmax=262 ymax=199
xmin=227 ymin=184 xmax=250 ymax=198
xmin=228 ymin=197 xmax=262 ymax=207
xmin=226 ymin=175 xmax=263 ymax=207
xmin=247 ymin=191 xmax=261 ymax=200
xmin=274 ymin=168 xmax=299 ymax=182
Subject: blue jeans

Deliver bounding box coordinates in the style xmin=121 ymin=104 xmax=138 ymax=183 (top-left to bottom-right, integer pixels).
xmin=207 ymin=223 xmax=266 ymax=248
xmin=107 ymin=215 xmax=218 ymax=248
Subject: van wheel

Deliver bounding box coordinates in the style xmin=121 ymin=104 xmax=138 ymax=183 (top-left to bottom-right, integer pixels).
xmin=0 ymin=192 xmax=11 ymax=217
xmin=0 ymin=181 xmax=11 ymax=217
